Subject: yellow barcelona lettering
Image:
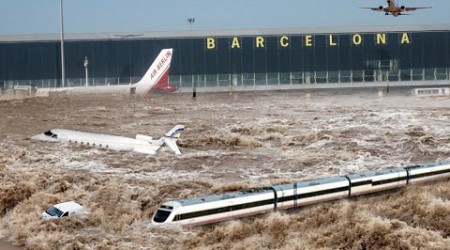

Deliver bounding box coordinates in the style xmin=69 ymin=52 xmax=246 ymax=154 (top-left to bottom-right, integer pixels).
xmin=207 ymin=38 xmax=216 ymax=49
xmin=280 ymin=36 xmax=289 ymax=47
xmin=305 ymin=35 xmax=312 ymax=47
xmin=256 ymin=36 xmax=265 ymax=48
xmin=204 ymin=33 xmax=411 ymax=50
xmin=376 ymin=33 xmax=386 ymax=45
xmin=352 ymin=34 xmax=362 ymax=45
xmin=401 ymin=33 xmax=410 ymax=44
xmin=329 ymin=35 xmax=337 ymax=46
xmin=231 ymin=37 xmax=240 ymax=48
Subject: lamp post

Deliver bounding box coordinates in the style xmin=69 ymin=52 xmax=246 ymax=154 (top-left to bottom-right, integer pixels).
xmin=84 ymin=57 xmax=89 ymax=86
xmin=187 ymin=18 xmax=195 ymax=31
xmin=187 ymin=18 xmax=195 ymax=98
xmin=60 ymin=0 xmax=66 ymax=88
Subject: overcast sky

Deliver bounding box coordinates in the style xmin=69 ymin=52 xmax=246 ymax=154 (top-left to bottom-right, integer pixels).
xmin=0 ymin=0 xmax=448 ymax=35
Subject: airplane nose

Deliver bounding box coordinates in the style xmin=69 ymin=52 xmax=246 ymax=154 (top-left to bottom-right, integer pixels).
xmin=31 ymin=133 xmax=45 ymax=140
xmin=31 ymin=133 xmax=57 ymax=142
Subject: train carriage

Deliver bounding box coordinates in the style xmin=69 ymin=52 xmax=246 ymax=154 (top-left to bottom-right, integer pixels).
xmin=152 ymin=187 xmax=276 ymax=226
xmin=406 ymin=162 xmax=450 ymax=184
xmin=346 ymin=168 xmax=407 ymax=196
xmin=273 ymin=176 xmax=350 ymax=209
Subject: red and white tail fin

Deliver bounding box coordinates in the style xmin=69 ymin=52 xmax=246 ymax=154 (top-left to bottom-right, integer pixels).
xmin=134 ymin=48 xmax=174 ymax=95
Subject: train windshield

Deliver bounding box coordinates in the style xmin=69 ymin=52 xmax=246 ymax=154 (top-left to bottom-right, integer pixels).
xmin=153 ymin=206 xmax=173 ymax=223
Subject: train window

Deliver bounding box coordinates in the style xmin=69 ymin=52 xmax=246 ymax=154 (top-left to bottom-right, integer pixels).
xmin=153 ymin=209 xmax=172 ymax=223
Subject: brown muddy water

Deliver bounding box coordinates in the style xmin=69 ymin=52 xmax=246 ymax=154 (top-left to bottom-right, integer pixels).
xmin=1 ymin=90 xmax=450 ymax=249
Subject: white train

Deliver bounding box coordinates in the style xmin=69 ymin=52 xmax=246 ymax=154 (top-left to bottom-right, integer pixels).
xmin=152 ymin=162 xmax=450 ymax=226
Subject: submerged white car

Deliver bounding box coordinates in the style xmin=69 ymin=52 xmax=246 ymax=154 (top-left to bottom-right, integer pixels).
xmin=41 ymin=201 xmax=87 ymax=219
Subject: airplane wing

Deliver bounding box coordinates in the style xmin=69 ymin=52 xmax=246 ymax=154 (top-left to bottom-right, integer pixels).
xmin=360 ymin=7 xmax=389 ymax=12
xmin=404 ymin=7 xmax=431 ymax=11
xmin=361 ymin=7 xmax=383 ymax=11
xmin=163 ymin=137 xmax=181 ymax=155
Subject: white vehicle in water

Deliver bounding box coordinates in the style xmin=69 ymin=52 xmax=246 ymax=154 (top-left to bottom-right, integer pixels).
xmin=41 ymin=201 xmax=87 ymax=219
xmin=31 ymin=124 xmax=185 ymax=155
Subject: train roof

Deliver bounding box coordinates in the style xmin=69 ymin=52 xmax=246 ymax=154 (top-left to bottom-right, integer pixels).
xmin=346 ymin=167 xmax=406 ymax=178
xmin=1 ymin=24 xmax=449 ymax=43
xmin=273 ymin=176 xmax=349 ymax=190
xmin=178 ymin=187 xmax=274 ymax=206
xmin=404 ymin=161 xmax=450 ymax=170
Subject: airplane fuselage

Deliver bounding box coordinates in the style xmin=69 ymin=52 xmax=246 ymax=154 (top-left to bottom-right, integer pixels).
xmin=32 ymin=129 xmax=163 ymax=154
xmin=387 ymin=0 xmax=401 ymax=16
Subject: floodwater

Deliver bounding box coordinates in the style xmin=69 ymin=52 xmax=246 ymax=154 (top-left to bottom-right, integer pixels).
xmin=0 ymin=90 xmax=450 ymax=249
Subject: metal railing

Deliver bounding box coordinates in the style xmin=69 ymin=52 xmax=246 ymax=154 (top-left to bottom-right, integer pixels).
xmin=1 ymin=67 xmax=449 ymax=93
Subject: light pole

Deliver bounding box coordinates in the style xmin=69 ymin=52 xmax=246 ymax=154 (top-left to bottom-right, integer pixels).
xmin=187 ymin=18 xmax=195 ymax=31
xmin=187 ymin=18 xmax=195 ymax=98
xmin=60 ymin=0 xmax=66 ymax=88
xmin=84 ymin=57 xmax=89 ymax=86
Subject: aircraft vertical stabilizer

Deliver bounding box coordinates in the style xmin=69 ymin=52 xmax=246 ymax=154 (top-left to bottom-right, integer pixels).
xmin=135 ymin=49 xmax=174 ymax=95
xmin=162 ymin=125 xmax=185 ymax=154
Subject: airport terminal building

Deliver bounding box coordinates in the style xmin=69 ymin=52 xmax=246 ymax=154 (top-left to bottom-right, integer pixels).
xmin=0 ymin=24 xmax=449 ymax=91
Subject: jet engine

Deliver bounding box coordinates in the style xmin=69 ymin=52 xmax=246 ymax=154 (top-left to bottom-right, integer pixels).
xmin=378 ymin=6 xmax=383 ymax=11
xmin=400 ymin=6 xmax=406 ymax=10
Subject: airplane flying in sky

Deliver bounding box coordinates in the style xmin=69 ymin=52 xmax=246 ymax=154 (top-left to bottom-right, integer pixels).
xmin=361 ymin=0 xmax=431 ymax=16
xmin=36 ymin=48 xmax=176 ymax=97
xmin=31 ymin=124 xmax=185 ymax=155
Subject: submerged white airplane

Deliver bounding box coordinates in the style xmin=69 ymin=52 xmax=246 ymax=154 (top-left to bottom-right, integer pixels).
xmin=37 ymin=48 xmax=176 ymax=97
xmin=31 ymin=124 xmax=185 ymax=155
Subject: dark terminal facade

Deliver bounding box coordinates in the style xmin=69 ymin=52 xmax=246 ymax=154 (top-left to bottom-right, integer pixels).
xmin=0 ymin=24 xmax=449 ymax=91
